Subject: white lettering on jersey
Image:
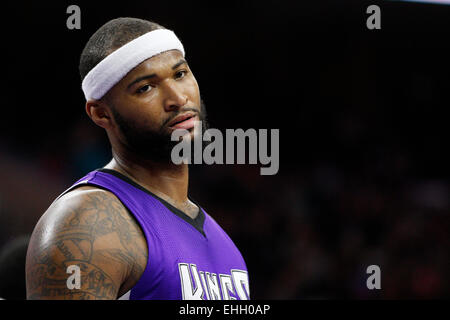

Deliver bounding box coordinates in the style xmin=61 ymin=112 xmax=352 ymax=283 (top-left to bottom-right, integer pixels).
xmin=231 ymin=269 xmax=250 ymax=300
xmin=178 ymin=263 xmax=204 ymax=300
xmin=178 ymin=263 xmax=249 ymax=300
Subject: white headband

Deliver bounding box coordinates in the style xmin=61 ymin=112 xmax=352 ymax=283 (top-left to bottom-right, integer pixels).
xmin=81 ymin=29 xmax=185 ymax=101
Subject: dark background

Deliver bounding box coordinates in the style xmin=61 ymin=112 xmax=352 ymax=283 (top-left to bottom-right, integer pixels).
xmin=0 ymin=0 xmax=449 ymax=299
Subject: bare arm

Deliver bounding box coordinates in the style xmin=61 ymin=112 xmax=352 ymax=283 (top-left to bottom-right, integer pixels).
xmin=25 ymin=186 xmax=148 ymax=300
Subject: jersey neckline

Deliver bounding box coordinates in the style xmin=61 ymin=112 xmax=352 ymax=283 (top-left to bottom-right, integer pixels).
xmin=97 ymin=168 xmax=206 ymax=237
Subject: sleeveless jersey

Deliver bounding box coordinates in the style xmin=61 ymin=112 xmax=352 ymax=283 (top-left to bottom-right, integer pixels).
xmin=61 ymin=168 xmax=250 ymax=300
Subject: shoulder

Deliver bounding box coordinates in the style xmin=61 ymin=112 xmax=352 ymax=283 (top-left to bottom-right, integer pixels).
xmin=35 ymin=186 xmax=138 ymax=247
xmin=26 ymin=186 xmax=148 ymax=299
xmin=43 ymin=185 xmax=131 ymax=229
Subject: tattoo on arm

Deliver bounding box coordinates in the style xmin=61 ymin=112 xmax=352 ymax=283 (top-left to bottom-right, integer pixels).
xmin=26 ymin=189 xmax=148 ymax=300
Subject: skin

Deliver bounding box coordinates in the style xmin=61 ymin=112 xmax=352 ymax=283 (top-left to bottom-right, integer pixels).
xmin=26 ymin=49 xmax=202 ymax=299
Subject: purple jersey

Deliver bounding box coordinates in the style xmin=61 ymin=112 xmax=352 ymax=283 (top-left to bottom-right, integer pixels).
xmin=61 ymin=169 xmax=250 ymax=300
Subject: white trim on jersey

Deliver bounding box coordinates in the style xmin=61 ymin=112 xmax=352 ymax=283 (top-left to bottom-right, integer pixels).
xmin=117 ymin=290 xmax=131 ymax=300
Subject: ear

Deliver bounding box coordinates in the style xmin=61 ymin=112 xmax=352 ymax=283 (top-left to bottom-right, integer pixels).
xmin=85 ymin=99 xmax=113 ymax=129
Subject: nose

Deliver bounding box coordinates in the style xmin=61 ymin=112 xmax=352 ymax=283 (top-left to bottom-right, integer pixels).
xmin=162 ymin=80 xmax=188 ymax=112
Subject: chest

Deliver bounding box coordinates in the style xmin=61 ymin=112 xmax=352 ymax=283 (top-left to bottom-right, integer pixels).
xmin=134 ymin=214 xmax=250 ymax=300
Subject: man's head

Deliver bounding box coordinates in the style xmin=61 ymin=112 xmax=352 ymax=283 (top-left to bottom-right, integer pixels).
xmin=80 ymin=17 xmax=207 ymax=163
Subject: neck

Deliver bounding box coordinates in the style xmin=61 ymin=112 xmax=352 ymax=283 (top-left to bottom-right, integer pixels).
xmin=106 ymin=148 xmax=189 ymax=205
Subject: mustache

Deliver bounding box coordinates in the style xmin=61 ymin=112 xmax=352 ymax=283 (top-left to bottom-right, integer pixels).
xmin=162 ymin=107 xmax=201 ymax=127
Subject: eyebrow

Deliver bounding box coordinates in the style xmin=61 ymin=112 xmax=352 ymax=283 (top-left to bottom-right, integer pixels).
xmin=127 ymin=74 xmax=156 ymax=89
xmin=127 ymin=59 xmax=188 ymax=89
xmin=172 ymin=59 xmax=187 ymax=70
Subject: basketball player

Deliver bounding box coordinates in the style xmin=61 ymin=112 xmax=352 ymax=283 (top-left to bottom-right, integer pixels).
xmin=25 ymin=17 xmax=250 ymax=300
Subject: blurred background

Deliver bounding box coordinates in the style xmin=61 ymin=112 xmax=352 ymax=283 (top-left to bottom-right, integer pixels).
xmin=0 ymin=0 xmax=449 ymax=299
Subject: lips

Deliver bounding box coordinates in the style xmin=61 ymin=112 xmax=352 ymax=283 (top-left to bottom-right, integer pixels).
xmin=167 ymin=112 xmax=198 ymax=130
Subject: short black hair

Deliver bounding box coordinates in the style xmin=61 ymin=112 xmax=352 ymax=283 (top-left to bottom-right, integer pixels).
xmin=79 ymin=17 xmax=165 ymax=81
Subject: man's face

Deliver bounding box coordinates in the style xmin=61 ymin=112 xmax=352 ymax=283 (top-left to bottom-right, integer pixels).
xmin=103 ymin=49 xmax=207 ymax=162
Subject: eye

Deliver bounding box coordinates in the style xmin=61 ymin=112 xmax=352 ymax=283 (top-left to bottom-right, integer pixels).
xmin=175 ymin=70 xmax=188 ymax=80
xmin=136 ymin=84 xmax=153 ymax=94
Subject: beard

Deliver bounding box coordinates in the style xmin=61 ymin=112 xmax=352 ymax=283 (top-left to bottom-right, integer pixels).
xmin=110 ymin=99 xmax=209 ymax=163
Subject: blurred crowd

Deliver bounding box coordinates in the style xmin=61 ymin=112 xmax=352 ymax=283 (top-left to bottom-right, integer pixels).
xmin=191 ymin=159 xmax=449 ymax=299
